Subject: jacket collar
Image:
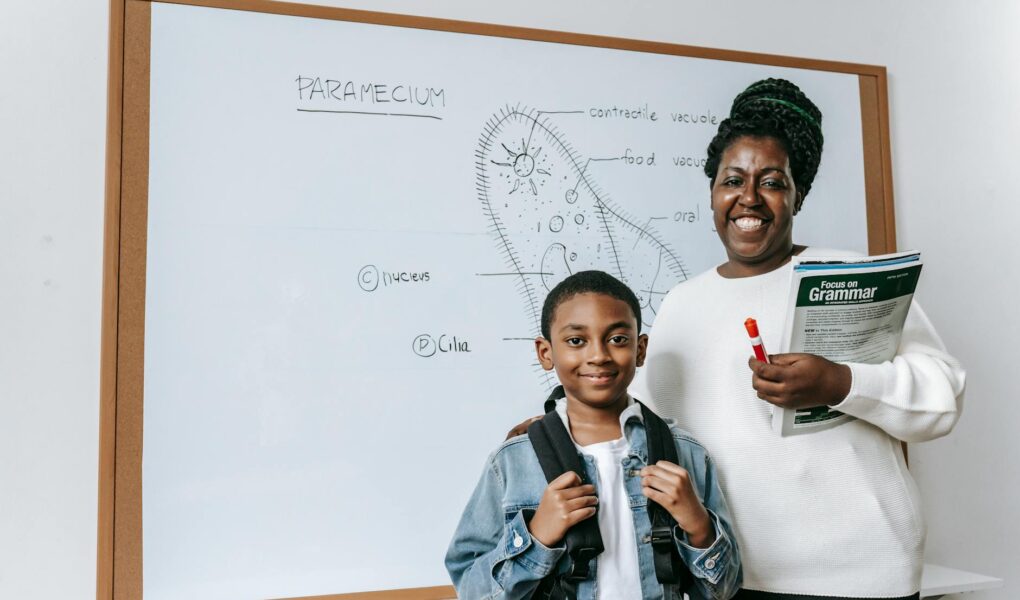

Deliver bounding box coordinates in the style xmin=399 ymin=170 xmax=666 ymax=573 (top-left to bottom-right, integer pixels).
xmin=552 ymin=396 xmax=647 ymax=459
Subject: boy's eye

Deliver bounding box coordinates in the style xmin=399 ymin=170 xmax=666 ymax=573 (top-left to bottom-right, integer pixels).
xmin=565 ymin=337 xmax=585 ymax=347
xmin=608 ymin=335 xmax=630 ymax=345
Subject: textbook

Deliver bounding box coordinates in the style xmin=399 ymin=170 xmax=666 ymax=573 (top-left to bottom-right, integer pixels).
xmin=773 ymin=251 xmax=923 ymax=436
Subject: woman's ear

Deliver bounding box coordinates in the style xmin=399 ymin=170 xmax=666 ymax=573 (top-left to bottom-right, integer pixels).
xmin=793 ymin=190 xmax=805 ymax=215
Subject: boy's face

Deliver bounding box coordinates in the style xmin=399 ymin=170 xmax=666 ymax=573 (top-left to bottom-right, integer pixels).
xmin=535 ymin=292 xmax=647 ymax=409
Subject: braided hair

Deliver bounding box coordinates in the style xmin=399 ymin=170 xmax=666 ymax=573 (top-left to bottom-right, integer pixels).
xmin=704 ymin=78 xmax=824 ymax=212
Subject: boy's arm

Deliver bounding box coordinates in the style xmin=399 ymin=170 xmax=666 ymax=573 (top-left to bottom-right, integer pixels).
xmin=445 ymin=453 xmax=566 ymax=600
xmin=650 ymin=446 xmax=741 ymax=600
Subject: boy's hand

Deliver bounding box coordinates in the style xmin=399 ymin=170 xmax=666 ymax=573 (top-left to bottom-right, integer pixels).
xmin=527 ymin=471 xmax=598 ymax=547
xmin=748 ymin=352 xmax=852 ymax=409
xmin=641 ymin=461 xmax=715 ymax=548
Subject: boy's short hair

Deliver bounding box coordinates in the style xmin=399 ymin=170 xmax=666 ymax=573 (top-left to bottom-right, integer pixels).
xmin=540 ymin=270 xmax=643 ymax=340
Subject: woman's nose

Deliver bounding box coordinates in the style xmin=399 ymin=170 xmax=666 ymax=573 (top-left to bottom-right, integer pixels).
xmin=737 ymin=182 xmax=761 ymax=206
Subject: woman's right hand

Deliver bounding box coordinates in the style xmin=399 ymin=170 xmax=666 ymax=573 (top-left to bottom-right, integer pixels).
xmin=505 ymin=415 xmax=542 ymax=440
xmin=527 ymin=471 xmax=598 ymax=547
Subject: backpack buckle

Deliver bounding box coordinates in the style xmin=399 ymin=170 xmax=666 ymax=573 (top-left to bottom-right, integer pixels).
xmin=565 ymin=547 xmax=599 ymax=581
xmin=649 ymin=525 xmax=674 ymax=549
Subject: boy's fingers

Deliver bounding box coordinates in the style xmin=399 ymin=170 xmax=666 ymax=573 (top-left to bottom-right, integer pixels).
xmin=642 ymin=486 xmax=677 ymax=509
xmin=641 ymin=462 xmax=688 ymax=483
xmin=564 ymin=495 xmax=598 ymax=513
xmin=640 ymin=466 xmax=675 ymax=485
xmin=557 ymin=484 xmax=596 ymax=500
xmin=567 ymin=506 xmax=598 ymax=526
xmin=639 ymin=466 xmax=672 ymax=485
xmin=653 ymin=461 xmax=688 ymax=477
xmin=642 ymin=474 xmax=677 ymax=495
xmin=642 ymin=485 xmax=665 ymax=501
xmin=548 ymin=471 xmax=583 ymax=489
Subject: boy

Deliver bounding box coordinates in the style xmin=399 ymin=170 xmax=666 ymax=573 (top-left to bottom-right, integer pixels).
xmin=445 ymin=271 xmax=741 ymax=599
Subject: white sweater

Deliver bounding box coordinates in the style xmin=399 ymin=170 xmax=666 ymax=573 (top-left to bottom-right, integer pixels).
xmin=631 ymin=248 xmax=965 ymax=597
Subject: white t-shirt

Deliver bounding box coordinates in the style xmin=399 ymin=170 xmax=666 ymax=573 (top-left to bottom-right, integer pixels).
xmin=579 ymin=436 xmax=641 ymax=599
xmin=554 ymin=399 xmax=645 ymax=599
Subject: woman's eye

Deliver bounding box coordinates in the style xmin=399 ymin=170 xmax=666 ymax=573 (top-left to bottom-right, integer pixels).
xmin=723 ymin=177 xmax=742 ymax=187
xmin=762 ymin=178 xmax=787 ymax=188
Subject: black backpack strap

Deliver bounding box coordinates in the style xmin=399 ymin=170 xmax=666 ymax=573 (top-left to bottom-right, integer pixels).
xmin=639 ymin=401 xmax=694 ymax=589
xmin=527 ymin=386 xmax=603 ymax=599
xmin=543 ymin=384 xmax=566 ymax=413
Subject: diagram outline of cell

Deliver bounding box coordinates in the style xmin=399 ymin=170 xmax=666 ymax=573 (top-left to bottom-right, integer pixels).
xmin=476 ymin=104 xmax=689 ymax=385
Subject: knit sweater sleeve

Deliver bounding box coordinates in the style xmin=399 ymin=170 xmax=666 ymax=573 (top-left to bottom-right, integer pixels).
xmin=832 ymin=299 xmax=965 ymax=443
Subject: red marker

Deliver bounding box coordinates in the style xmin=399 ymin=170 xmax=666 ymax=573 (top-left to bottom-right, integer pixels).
xmin=744 ymin=317 xmax=770 ymax=363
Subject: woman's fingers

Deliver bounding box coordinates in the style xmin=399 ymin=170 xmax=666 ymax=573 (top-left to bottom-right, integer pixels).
xmin=505 ymin=415 xmax=542 ymax=440
xmin=748 ymin=356 xmax=789 ymax=382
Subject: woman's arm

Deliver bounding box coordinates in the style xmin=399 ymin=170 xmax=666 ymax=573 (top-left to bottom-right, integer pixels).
xmin=750 ymin=300 xmax=964 ymax=442
xmin=832 ymin=301 xmax=964 ymax=442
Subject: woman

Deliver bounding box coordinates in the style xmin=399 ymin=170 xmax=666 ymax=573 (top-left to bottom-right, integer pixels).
xmin=633 ymin=78 xmax=965 ymax=599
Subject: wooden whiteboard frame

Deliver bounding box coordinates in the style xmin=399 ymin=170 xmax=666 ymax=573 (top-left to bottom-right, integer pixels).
xmin=98 ymin=0 xmax=897 ymax=598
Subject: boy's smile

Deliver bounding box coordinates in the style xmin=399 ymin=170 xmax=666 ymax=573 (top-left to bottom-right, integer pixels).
xmin=535 ymin=292 xmax=647 ymax=412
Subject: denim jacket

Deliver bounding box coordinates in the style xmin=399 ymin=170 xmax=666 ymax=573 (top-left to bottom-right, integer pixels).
xmin=445 ymin=399 xmax=741 ymax=599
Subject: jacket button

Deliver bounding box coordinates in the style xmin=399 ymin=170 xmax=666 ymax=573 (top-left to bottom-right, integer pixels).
xmin=513 ymin=534 xmax=524 ymax=548
xmin=704 ymin=558 xmax=716 ymax=569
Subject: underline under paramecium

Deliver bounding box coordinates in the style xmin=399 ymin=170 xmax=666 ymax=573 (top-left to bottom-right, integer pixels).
xmin=296 ymin=108 xmax=442 ymax=120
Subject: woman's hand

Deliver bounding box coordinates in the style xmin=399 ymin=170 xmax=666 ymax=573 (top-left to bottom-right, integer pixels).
xmin=527 ymin=471 xmax=598 ymax=547
xmin=505 ymin=415 xmax=542 ymax=441
xmin=748 ymin=353 xmax=852 ymax=409
xmin=641 ymin=461 xmax=715 ymax=548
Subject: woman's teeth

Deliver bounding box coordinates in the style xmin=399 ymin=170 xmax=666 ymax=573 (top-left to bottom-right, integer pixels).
xmin=734 ymin=217 xmax=764 ymax=231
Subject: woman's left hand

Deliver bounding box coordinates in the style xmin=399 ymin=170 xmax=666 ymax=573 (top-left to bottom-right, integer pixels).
xmin=748 ymin=353 xmax=852 ymax=409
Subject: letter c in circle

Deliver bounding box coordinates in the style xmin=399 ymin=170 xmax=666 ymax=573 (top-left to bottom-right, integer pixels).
xmin=358 ymin=265 xmax=380 ymax=292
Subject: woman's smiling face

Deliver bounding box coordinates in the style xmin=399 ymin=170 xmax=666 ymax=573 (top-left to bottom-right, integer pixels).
xmin=711 ymin=135 xmax=802 ymax=277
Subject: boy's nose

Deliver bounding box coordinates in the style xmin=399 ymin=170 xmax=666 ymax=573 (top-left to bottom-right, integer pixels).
xmin=587 ymin=342 xmax=611 ymax=363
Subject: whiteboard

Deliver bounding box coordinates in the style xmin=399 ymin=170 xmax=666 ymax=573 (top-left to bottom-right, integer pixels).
xmin=112 ymin=2 xmax=883 ymax=598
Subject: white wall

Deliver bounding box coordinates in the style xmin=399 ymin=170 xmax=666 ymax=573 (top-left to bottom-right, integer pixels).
xmin=1 ymin=1 xmax=1015 ymax=598
xmin=0 ymin=2 xmax=109 ymax=599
